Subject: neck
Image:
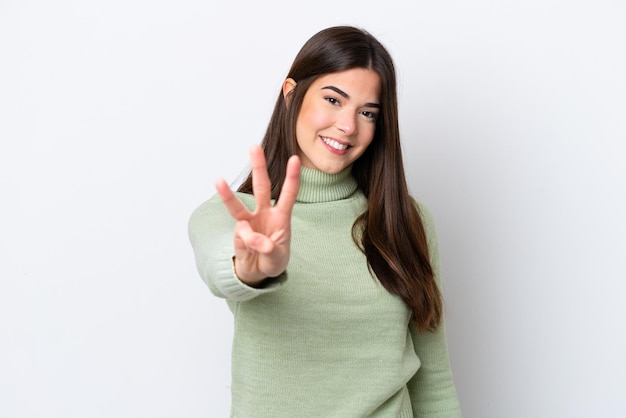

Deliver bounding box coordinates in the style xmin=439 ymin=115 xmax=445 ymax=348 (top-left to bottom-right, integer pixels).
xmin=296 ymin=166 xmax=358 ymax=203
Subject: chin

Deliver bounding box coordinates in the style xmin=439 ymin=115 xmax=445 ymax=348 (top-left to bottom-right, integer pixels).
xmin=306 ymin=157 xmax=353 ymax=174
xmin=318 ymin=165 xmax=349 ymax=175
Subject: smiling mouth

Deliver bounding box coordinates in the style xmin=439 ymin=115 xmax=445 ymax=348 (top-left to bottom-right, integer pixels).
xmin=321 ymin=136 xmax=350 ymax=151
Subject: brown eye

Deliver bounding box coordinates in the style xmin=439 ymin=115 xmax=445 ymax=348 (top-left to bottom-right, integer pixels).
xmin=361 ymin=110 xmax=377 ymax=120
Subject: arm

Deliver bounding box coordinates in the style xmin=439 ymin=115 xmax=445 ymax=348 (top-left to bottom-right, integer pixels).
xmin=407 ymin=202 xmax=462 ymax=417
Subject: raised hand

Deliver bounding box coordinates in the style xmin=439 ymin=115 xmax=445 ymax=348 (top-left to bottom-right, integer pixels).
xmin=215 ymin=145 xmax=301 ymax=286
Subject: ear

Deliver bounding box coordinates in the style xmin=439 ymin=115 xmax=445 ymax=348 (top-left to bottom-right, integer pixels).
xmin=282 ymin=78 xmax=297 ymax=104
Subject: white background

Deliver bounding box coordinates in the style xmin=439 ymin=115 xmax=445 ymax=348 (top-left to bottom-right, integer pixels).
xmin=1 ymin=1 xmax=625 ymax=417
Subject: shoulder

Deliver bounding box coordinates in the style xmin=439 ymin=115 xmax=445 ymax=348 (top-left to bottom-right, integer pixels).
xmin=188 ymin=193 xmax=225 ymax=225
xmin=409 ymin=196 xmax=436 ymax=230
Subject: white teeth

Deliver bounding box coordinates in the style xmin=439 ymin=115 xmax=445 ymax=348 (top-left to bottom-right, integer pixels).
xmin=322 ymin=137 xmax=349 ymax=151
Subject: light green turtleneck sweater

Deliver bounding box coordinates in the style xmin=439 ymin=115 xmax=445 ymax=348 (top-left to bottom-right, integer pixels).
xmin=188 ymin=166 xmax=461 ymax=418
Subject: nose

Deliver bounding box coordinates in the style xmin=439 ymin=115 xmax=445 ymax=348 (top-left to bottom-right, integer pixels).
xmin=336 ymin=110 xmax=357 ymax=136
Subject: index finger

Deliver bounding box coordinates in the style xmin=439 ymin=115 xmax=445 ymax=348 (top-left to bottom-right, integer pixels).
xmin=275 ymin=155 xmax=301 ymax=213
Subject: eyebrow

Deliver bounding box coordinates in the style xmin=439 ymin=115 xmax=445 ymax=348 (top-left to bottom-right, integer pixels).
xmin=321 ymin=85 xmax=381 ymax=108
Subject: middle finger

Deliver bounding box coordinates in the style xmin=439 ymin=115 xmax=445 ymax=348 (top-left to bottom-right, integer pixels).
xmin=250 ymin=145 xmax=272 ymax=209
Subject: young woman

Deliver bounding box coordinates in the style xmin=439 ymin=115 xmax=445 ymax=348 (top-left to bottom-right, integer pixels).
xmin=188 ymin=26 xmax=461 ymax=417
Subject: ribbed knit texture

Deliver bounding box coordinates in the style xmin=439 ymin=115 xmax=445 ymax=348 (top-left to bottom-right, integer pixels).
xmin=188 ymin=166 xmax=461 ymax=418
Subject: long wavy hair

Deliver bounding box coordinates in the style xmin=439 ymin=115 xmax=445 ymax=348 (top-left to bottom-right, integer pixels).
xmin=238 ymin=26 xmax=442 ymax=331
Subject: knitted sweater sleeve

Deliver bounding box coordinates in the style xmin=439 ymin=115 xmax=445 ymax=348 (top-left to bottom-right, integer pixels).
xmin=187 ymin=194 xmax=287 ymax=302
xmin=407 ymin=202 xmax=462 ymax=417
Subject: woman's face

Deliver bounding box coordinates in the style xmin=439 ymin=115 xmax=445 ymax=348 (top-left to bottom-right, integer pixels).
xmin=289 ymin=68 xmax=381 ymax=174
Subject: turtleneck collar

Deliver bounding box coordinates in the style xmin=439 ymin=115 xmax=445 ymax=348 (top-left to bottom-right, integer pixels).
xmin=296 ymin=166 xmax=359 ymax=203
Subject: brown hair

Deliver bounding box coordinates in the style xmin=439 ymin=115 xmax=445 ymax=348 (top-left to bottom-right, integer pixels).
xmin=238 ymin=26 xmax=442 ymax=331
